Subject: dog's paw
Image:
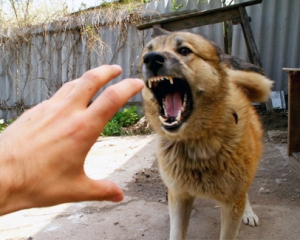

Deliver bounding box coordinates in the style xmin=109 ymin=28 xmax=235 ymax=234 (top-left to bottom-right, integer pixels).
xmin=242 ymin=208 xmax=259 ymax=227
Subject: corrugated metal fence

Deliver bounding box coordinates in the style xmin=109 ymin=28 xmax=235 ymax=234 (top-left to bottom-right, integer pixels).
xmin=0 ymin=0 xmax=299 ymax=120
xmin=0 ymin=23 xmax=147 ymax=120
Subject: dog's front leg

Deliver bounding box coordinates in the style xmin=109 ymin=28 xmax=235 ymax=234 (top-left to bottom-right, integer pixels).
xmin=168 ymin=190 xmax=195 ymax=240
xmin=242 ymin=193 xmax=259 ymax=226
xmin=219 ymin=194 xmax=246 ymax=240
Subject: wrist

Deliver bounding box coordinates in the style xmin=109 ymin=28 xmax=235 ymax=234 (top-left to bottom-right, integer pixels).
xmin=0 ymin=135 xmax=31 ymax=215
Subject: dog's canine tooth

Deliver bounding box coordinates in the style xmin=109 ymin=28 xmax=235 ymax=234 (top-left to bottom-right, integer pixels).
xmin=162 ymin=98 xmax=167 ymax=116
xmin=184 ymin=93 xmax=187 ymax=102
xmin=176 ymin=110 xmax=182 ymax=121
xmin=159 ymin=116 xmax=167 ymax=123
xmin=169 ymin=77 xmax=174 ymax=85
xmin=182 ymin=94 xmax=187 ymax=108
xmin=148 ymin=80 xmax=152 ymax=88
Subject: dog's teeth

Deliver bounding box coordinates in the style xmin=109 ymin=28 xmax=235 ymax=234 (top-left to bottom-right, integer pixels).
xmin=182 ymin=94 xmax=187 ymax=108
xmin=172 ymin=120 xmax=179 ymax=126
xmin=163 ymin=120 xmax=179 ymax=127
xmin=159 ymin=116 xmax=167 ymax=123
xmin=176 ymin=110 xmax=182 ymax=121
xmin=162 ymin=98 xmax=167 ymax=116
xmin=148 ymin=76 xmax=175 ymax=88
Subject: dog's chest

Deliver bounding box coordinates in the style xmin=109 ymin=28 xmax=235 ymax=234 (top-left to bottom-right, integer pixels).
xmin=157 ymin=139 xmax=230 ymax=196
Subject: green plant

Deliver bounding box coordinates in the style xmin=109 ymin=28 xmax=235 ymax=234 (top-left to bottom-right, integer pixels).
xmin=171 ymin=0 xmax=183 ymax=11
xmin=0 ymin=119 xmax=13 ymax=133
xmin=101 ymin=106 xmax=141 ymax=136
xmin=0 ymin=119 xmax=5 ymax=133
xmin=102 ymin=121 xmax=122 ymax=136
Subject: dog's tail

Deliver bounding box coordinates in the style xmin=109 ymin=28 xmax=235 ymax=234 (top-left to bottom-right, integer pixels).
xmin=227 ymin=69 xmax=273 ymax=102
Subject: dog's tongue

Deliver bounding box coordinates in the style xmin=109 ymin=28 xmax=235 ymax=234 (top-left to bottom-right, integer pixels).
xmin=165 ymin=92 xmax=182 ymax=117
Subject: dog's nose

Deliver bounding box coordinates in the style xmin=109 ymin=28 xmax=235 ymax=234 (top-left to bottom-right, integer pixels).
xmin=143 ymin=52 xmax=165 ymax=72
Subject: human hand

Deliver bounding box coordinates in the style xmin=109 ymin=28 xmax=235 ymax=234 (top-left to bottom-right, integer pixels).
xmin=0 ymin=65 xmax=144 ymax=215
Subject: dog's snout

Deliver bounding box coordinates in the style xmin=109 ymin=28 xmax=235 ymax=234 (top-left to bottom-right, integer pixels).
xmin=143 ymin=52 xmax=165 ymax=72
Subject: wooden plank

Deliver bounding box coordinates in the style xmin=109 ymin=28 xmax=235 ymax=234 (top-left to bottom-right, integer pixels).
xmin=238 ymin=6 xmax=262 ymax=66
xmin=283 ymin=68 xmax=300 ymax=72
xmin=287 ymin=70 xmax=300 ymax=155
xmin=237 ymin=6 xmax=272 ymax=110
xmin=287 ymin=152 xmax=300 ymax=176
xmin=161 ymin=9 xmax=240 ymax=31
xmin=137 ymin=0 xmax=262 ymax=30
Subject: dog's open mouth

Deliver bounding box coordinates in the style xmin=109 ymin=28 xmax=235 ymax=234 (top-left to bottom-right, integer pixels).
xmin=147 ymin=76 xmax=193 ymax=130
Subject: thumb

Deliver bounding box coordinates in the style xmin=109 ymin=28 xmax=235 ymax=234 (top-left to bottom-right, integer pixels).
xmin=84 ymin=178 xmax=124 ymax=202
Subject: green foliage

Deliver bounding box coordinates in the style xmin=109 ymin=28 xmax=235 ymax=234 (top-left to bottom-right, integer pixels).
xmin=101 ymin=106 xmax=141 ymax=136
xmin=0 ymin=121 xmax=6 ymax=133
xmin=102 ymin=121 xmax=122 ymax=136
xmin=171 ymin=0 xmax=183 ymax=11
xmin=0 ymin=119 xmax=14 ymax=133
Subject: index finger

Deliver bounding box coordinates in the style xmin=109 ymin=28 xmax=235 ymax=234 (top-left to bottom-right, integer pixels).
xmin=68 ymin=65 xmax=123 ymax=106
xmin=87 ymin=78 xmax=144 ymax=130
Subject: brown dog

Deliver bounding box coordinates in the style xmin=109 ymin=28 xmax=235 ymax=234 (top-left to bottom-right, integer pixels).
xmin=140 ymin=28 xmax=273 ymax=240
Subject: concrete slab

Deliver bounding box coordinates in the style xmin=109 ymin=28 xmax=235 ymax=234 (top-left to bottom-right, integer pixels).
xmin=0 ymin=132 xmax=299 ymax=240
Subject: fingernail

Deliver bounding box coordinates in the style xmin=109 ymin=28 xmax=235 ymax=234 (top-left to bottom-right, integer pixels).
xmin=111 ymin=192 xmax=124 ymax=202
xmin=133 ymin=78 xmax=145 ymax=86
xmin=111 ymin=64 xmax=122 ymax=70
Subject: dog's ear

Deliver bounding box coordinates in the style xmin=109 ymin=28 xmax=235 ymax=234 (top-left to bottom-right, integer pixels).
xmin=210 ymin=43 xmax=223 ymax=61
xmin=151 ymin=26 xmax=171 ymax=38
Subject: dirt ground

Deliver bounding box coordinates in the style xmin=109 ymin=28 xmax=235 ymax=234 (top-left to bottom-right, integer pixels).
xmin=259 ymin=109 xmax=288 ymax=132
xmin=1 ymin=110 xmax=300 ymax=240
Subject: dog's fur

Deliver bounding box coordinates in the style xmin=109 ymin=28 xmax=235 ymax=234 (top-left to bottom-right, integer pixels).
xmin=139 ymin=29 xmax=273 ymax=240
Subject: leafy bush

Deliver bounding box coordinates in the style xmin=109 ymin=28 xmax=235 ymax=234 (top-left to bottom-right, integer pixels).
xmin=102 ymin=106 xmax=141 ymax=136
xmin=0 ymin=119 xmax=13 ymax=133
xmin=0 ymin=119 xmax=5 ymax=133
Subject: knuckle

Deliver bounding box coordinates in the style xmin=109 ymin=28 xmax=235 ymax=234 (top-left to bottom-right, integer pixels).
xmin=63 ymin=80 xmax=76 ymax=88
xmin=102 ymin=86 xmax=122 ymax=107
xmin=82 ymin=69 xmax=99 ymax=82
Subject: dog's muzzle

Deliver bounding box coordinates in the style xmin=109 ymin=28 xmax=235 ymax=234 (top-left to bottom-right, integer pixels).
xmin=142 ymin=52 xmax=193 ymax=131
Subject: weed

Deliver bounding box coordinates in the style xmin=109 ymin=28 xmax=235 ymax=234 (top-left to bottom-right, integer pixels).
xmin=171 ymin=0 xmax=183 ymax=11
xmin=102 ymin=106 xmax=141 ymax=136
xmin=0 ymin=119 xmax=14 ymax=133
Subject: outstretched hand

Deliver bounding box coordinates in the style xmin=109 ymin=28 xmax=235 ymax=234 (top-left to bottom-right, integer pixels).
xmin=0 ymin=65 xmax=144 ymax=215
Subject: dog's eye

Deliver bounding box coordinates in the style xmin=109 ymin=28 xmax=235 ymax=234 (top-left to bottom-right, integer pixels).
xmin=177 ymin=47 xmax=192 ymax=56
